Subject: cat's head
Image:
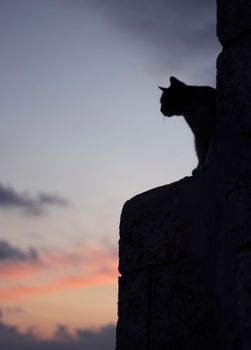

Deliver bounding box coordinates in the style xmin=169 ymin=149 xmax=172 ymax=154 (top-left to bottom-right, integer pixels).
xmin=159 ymin=77 xmax=192 ymax=117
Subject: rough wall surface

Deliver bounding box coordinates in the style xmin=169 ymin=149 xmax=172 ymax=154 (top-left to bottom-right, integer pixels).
xmin=218 ymin=0 xmax=251 ymax=348
xmin=217 ymin=0 xmax=251 ymax=46
xmin=117 ymin=1 xmax=251 ymax=349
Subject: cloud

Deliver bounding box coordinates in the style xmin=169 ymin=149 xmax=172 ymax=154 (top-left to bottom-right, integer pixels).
xmin=0 ymin=240 xmax=118 ymax=301
xmin=55 ymin=325 xmax=72 ymax=341
xmin=0 ymin=240 xmax=44 ymax=279
xmin=0 ymin=273 xmax=117 ymax=301
xmin=0 ymin=262 xmax=44 ymax=280
xmin=2 ymin=306 xmax=25 ymax=315
xmin=0 ymin=183 xmax=69 ymax=215
xmin=75 ymin=324 xmax=115 ymax=349
xmin=0 ymin=320 xmax=116 ymax=350
xmin=0 ymin=240 xmax=38 ymax=262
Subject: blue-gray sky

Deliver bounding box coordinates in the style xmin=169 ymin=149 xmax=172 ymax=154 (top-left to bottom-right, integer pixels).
xmin=0 ymin=0 xmax=221 ymax=347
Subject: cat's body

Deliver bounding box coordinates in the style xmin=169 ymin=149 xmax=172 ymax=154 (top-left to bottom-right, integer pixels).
xmin=159 ymin=77 xmax=216 ymax=174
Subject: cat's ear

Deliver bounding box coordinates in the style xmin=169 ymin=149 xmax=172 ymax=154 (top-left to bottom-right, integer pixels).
xmin=159 ymin=86 xmax=167 ymax=92
xmin=170 ymin=76 xmax=186 ymax=87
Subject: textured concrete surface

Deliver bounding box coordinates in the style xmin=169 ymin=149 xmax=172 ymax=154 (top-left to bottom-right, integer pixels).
xmin=116 ymin=272 xmax=148 ymax=350
xmin=150 ymin=263 xmax=221 ymax=350
xmin=117 ymin=165 xmax=239 ymax=349
xmin=217 ymin=0 xmax=251 ymax=46
xmin=217 ymin=8 xmax=251 ymax=347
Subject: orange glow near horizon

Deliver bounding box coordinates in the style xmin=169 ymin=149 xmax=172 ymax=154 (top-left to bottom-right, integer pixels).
xmin=3 ymin=283 xmax=118 ymax=339
xmin=0 ymin=241 xmax=119 ymax=337
xmin=0 ymin=271 xmax=117 ymax=301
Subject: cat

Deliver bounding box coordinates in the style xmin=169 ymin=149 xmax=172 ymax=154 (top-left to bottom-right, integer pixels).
xmin=159 ymin=76 xmax=216 ymax=175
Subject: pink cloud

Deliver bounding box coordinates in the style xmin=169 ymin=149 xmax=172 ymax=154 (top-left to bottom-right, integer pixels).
xmin=43 ymin=243 xmax=117 ymax=274
xmin=0 ymin=242 xmax=118 ymax=301
xmin=0 ymin=261 xmax=45 ymax=279
xmin=0 ymin=270 xmax=117 ymax=301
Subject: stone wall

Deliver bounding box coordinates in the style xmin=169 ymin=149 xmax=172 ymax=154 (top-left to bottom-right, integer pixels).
xmin=217 ymin=1 xmax=251 ymax=348
xmin=116 ymin=1 xmax=251 ymax=349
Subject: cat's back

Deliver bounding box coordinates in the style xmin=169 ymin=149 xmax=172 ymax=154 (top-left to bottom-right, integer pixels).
xmin=192 ymin=86 xmax=216 ymax=110
xmin=183 ymin=85 xmax=216 ymax=139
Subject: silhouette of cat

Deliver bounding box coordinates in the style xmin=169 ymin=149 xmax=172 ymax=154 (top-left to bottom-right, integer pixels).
xmin=159 ymin=77 xmax=216 ymax=175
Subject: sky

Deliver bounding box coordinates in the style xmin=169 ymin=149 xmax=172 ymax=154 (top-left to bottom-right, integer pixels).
xmin=0 ymin=0 xmax=221 ymax=348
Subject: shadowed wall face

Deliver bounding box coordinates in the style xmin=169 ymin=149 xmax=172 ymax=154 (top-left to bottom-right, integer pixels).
xmin=117 ymin=1 xmax=251 ymax=349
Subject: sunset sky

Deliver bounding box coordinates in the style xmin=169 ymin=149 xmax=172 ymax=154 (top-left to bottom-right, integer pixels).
xmin=0 ymin=0 xmax=220 ymax=348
